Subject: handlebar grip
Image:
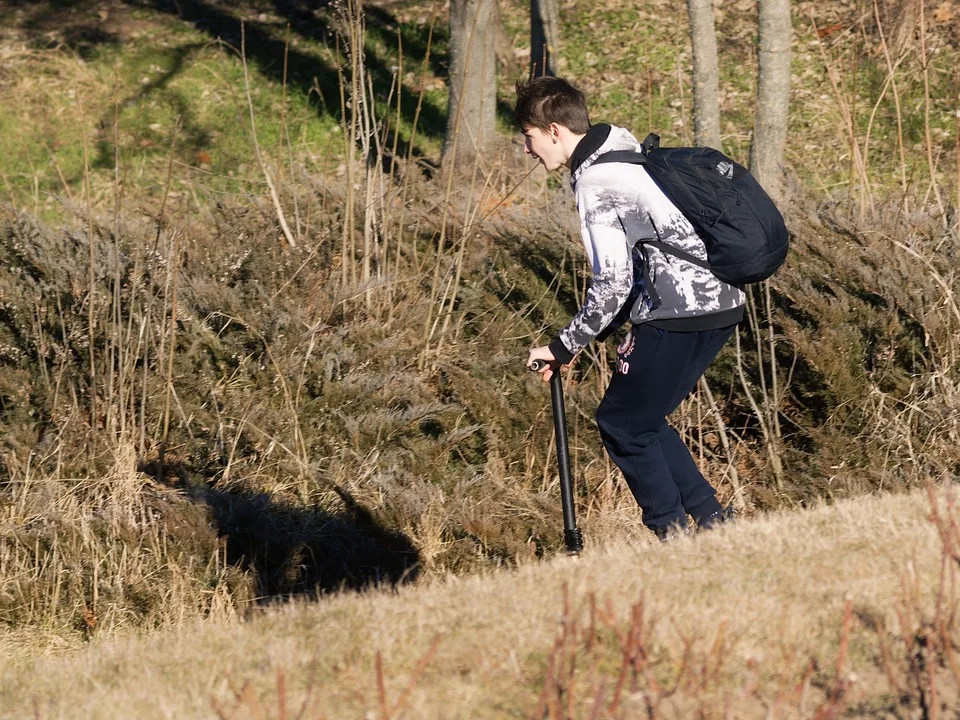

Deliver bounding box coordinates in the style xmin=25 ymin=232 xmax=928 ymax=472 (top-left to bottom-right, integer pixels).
xmin=529 ymin=359 xmax=550 ymax=372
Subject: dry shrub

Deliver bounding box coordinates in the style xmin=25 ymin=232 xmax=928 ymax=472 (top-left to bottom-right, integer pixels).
xmin=766 ymin=191 xmax=960 ymax=498
xmin=0 ymin=442 xmax=248 ymax=634
xmin=2 ymin=132 xmax=960 ymax=639
xmin=0 ymin=174 xmax=617 ymax=635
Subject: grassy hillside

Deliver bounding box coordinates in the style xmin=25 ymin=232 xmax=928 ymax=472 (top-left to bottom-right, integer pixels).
xmin=1 ymin=487 xmax=955 ymax=718
xmin=0 ymin=0 xmax=959 ymax=690
xmin=3 ymin=0 xmax=957 ymax=219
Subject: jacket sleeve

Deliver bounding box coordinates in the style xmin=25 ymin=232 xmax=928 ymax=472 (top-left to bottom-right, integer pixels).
xmin=549 ymin=180 xmax=639 ymax=363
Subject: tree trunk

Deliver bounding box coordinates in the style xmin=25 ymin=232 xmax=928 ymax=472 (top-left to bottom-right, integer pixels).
xmin=750 ymin=0 xmax=792 ymax=203
xmin=687 ymin=0 xmax=721 ymax=149
xmin=443 ymin=0 xmax=498 ymax=169
xmin=530 ymin=0 xmax=561 ymax=78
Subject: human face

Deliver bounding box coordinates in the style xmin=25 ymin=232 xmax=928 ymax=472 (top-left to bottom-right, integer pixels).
xmin=522 ymin=124 xmax=566 ymax=171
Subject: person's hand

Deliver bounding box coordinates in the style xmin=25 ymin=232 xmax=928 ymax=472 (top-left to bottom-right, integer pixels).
xmin=528 ymin=345 xmax=561 ymax=383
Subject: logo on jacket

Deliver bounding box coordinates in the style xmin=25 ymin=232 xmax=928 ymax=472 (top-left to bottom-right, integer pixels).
xmin=716 ymin=161 xmax=734 ymax=179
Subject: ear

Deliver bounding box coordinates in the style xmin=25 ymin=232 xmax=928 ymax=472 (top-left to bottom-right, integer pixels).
xmin=548 ymin=123 xmax=561 ymax=142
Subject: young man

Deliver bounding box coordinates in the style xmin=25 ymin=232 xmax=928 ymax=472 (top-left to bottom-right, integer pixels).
xmin=517 ymin=76 xmax=744 ymax=540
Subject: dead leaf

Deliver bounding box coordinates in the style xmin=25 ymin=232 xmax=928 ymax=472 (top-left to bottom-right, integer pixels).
xmin=933 ymin=2 xmax=954 ymax=23
xmin=816 ymin=22 xmax=845 ymax=39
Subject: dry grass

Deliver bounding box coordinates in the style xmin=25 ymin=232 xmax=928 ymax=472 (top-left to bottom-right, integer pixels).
xmin=0 ymin=485 xmax=953 ymax=718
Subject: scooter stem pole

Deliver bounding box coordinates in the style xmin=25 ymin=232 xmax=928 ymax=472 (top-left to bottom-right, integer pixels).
xmin=549 ymin=370 xmax=583 ymax=554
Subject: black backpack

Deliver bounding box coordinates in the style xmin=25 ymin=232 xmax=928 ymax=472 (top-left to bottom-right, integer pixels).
xmin=593 ymin=133 xmax=789 ymax=286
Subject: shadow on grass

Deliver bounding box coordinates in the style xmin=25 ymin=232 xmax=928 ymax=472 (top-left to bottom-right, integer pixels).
xmin=126 ymin=0 xmax=448 ymax=143
xmin=199 ymin=485 xmax=421 ymax=601
xmin=9 ymin=0 xmax=452 ymax=187
xmin=139 ymin=456 xmax=420 ymax=601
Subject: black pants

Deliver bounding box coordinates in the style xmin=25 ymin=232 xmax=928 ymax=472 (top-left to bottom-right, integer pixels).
xmin=596 ymin=323 xmax=735 ymax=534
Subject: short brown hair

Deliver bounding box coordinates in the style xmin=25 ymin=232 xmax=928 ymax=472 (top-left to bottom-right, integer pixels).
xmin=514 ymin=77 xmax=590 ymax=135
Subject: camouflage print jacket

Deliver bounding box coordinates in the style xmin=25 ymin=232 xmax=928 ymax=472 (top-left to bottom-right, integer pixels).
xmin=547 ymin=124 xmax=745 ymax=364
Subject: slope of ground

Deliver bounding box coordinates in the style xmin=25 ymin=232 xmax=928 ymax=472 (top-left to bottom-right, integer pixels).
xmin=1 ymin=486 xmax=954 ymax=718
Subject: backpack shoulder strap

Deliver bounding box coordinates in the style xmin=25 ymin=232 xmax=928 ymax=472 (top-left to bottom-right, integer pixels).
xmin=591 ymin=133 xmax=662 ymax=166
xmin=590 ymin=141 xmax=712 ymax=273
xmin=643 ymin=240 xmax=711 ymax=272
xmin=591 ymin=150 xmax=647 ymax=166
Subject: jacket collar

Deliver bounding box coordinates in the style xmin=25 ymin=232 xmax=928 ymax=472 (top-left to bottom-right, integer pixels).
xmin=569 ymin=123 xmax=611 ymax=176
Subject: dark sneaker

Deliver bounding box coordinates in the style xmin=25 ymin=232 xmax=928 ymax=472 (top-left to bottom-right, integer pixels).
xmin=656 ymin=521 xmax=693 ymax=543
xmin=697 ymin=506 xmax=736 ymax=532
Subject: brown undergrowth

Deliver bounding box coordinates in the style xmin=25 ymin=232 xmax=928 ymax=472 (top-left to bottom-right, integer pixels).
xmin=2 ymin=148 xmax=960 ymax=641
